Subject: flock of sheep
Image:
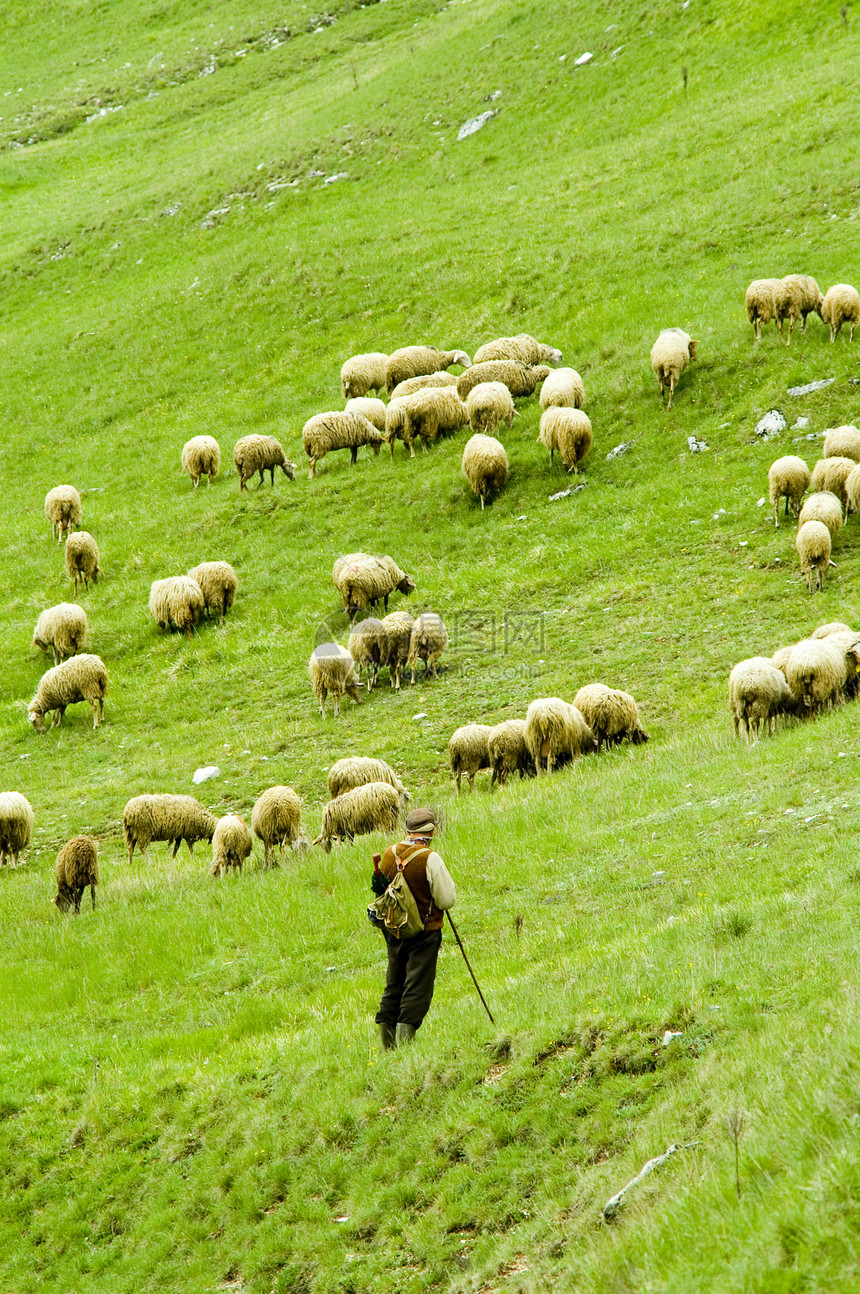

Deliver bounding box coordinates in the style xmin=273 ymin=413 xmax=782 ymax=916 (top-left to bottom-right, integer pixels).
xmin=745 ymin=275 xmax=860 ymax=345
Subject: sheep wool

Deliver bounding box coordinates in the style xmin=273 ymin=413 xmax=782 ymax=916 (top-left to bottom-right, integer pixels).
xmin=767 ymin=455 xmax=811 ymax=526
xmin=811 ymin=622 xmax=855 ymax=640
xmin=400 ymin=386 xmax=470 ymax=453
xmin=340 ymin=352 xmax=389 ymax=400
xmin=465 ymin=381 xmax=517 ymax=434
xmin=812 ymin=456 xmax=855 ymax=510
xmin=822 ymin=425 xmax=860 ymax=462
xmin=524 ymin=698 xmax=595 ymax=775
xmin=407 ymin=612 xmax=448 ymax=683
xmin=333 ymin=554 xmax=415 ymax=625
xmin=344 ymin=397 xmax=387 ymax=432
xmin=123 ymin=793 xmax=218 ymax=863
xmin=462 ymin=434 xmax=508 ymax=509
xmin=0 ymin=792 xmax=34 ymax=867
xmin=149 ymin=575 xmax=205 ymax=638
xmin=348 ymin=617 xmax=385 ymax=691
xmin=538 ymin=408 xmax=593 ymax=473
xmin=312 ymin=781 xmax=402 ymax=851
xmin=390 ymin=372 xmax=459 ymax=400
xmin=211 ymin=814 xmax=253 ymax=877
xmin=798 ymin=492 xmax=842 ymax=537
xmin=181 ymin=435 xmax=221 ymax=487
xmin=251 ymin=786 xmax=303 ymax=867
xmin=65 ymin=531 xmax=102 ymax=597
xmin=448 ymin=724 xmax=494 ymax=793
xmin=796 ymin=520 xmax=833 ymax=593
xmin=384 ymin=399 xmax=410 ymax=457
xmin=309 ymin=642 xmax=361 ymax=717
xmin=820 ymin=283 xmax=860 ymax=342
xmin=28 ymin=654 xmax=108 ymax=731
xmin=773 ymin=274 xmax=823 ymax=343
xmin=473 ymin=334 xmax=563 ymax=365
xmin=384 ymin=346 xmax=472 ymax=395
xmin=187 ymin=562 xmax=237 ymax=624
xmin=44 ymin=485 xmax=82 ymax=543
xmin=378 ymin=611 xmax=415 ymax=691
xmin=487 ymin=719 xmax=532 ymax=788
xmin=232 ymin=434 xmax=297 ymax=491
xmin=572 ymin=684 xmax=649 ymax=752
xmin=32 ymin=603 xmax=87 ymax=665
xmin=650 ymin=329 xmax=698 ymax=409
xmin=302 ymin=410 xmax=385 ymax=478
xmin=539 ymin=367 xmax=585 ymax=410
xmin=784 ymin=636 xmax=859 ymax=716
xmin=728 ymin=657 xmax=794 ymax=742
xmin=53 ymin=836 xmax=99 ymax=913
xmin=327 ymin=758 xmax=410 ymax=808
xmin=457 ymin=361 xmax=551 ymax=401
xmin=745 ymin=278 xmax=782 ymax=340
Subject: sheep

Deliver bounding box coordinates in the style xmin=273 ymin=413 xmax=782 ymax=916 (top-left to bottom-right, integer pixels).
xmin=390 ymin=372 xmax=459 ymax=400
xmin=384 ymin=398 xmax=411 ymax=457
xmin=378 ymin=610 xmax=415 ymax=690
xmin=327 ymin=757 xmax=410 ymax=808
xmin=312 ymin=781 xmax=402 ymax=851
xmin=344 ymin=397 xmax=387 ymax=432
xmin=348 ymin=616 xmax=385 ymax=691
xmin=400 ymin=387 xmax=470 ymax=453
xmin=65 ymin=532 xmax=102 ymax=597
xmin=309 ymin=642 xmax=361 ymax=716
xmin=820 ymin=283 xmax=860 ymax=342
xmin=796 ymin=519 xmax=833 ymax=593
xmin=773 ymin=275 xmax=823 ymax=343
xmin=123 ymin=793 xmax=218 ymax=863
xmin=384 ymin=346 xmax=472 ymax=395
xmin=181 ymin=435 xmax=221 ymax=487
xmin=811 ymin=456 xmax=855 ymax=511
xmin=449 ymin=724 xmax=493 ymax=792
xmin=745 ymin=278 xmax=783 ymax=340
xmin=650 ymin=329 xmax=698 ymax=409
xmin=822 ymin=425 xmax=860 ymax=462
xmin=538 ymin=408 xmax=593 ymax=473
xmin=728 ymin=657 xmax=795 ymax=741
xmin=210 ymin=814 xmax=253 ymax=877
xmin=473 ymin=334 xmax=563 ymax=365
xmin=407 ymin=612 xmax=448 ymax=682
xmin=187 ymin=562 xmax=237 ymax=625
xmin=53 ymin=836 xmax=99 ymax=913
xmin=31 ymin=603 xmax=87 ymax=665
xmin=783 ymin=636 xmax=860 ymax=716
xmin=462 ymin=434 xmax=508 ymax=509
xmin=524 ymin=698 xmax=596 ymax=775
xmin=798 ymin=492 xmax=843 ymax=537
xmin=466 ymin=381 xmax=518 ymax=434
xmin=847 ymin=465 xmax=860 ymax=517
xmin=572 ymin=684 xmax=649 ymax=753
xmin=487 ymin=719 xmax=533 ymax=788
xmin=44 ymin=485 xmax=82 ymax=543
xmin=333 ymin=553 xmax=415 ymax=625
xmin=149 ymin=575 xmax=205 ymax=638
xmin=341 ymin=352 xmax=389 ymax=399
xmin=0 ymin=792 xmax=34 ymax=867
xmin=457 ymin=361 xmax=551 ymax=401
xmin=28 ymin=654 xmax=108 ymax=731
xmin=302 ymin=411 xmax=385 ymax=479
xmin=233 ymin=434 xmax=297 ymax=491
xmin=539 ymin=367 xmax=585 ymax=410
xmin=251 ymin=786 xmax=303 ymax=867
xmin=768 ymin=456 xmax=811 ymax=526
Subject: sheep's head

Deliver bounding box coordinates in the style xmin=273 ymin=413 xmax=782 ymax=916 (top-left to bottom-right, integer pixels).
xmin=27 ymin=704 xmax=46 ymax=733
xmin=450 ymin=350 xmax=472 ymax=368
xmin=281 ymin=458 xmax=297 ymax=481
xmin=397 ymin=575 xmax=416 ymax=595
xmin=544 ymin=346 xmax=564 ymax=364
xmin=53 ymin=890 xmax=73 ymax=914
xmin=688 ymin=339 xmax=699 ymax=360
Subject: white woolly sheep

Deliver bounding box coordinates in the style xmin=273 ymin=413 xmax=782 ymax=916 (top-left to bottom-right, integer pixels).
xmin=745 ymin=278 xmax=782 ymax=340
xmin=53 ymin=836 xmax=99 ymax=913
xmin=399 ymin=386 xmax=470 ymax=453
xmin=378 ymin=610 xmax=414 ymax=691
xmin=348 ymin=617 xmax=385 ymax=691
xmin=149 ymin=575 xmax=205 ymax=638
xmin=341 ymin=352 xmax=389 ymax=399
xmin=407 ymin=612 xmax=448 ymax=683
xmin=811 ymin=621 xmax=855 ymax=640
xmin=0 ymin=792 xmax=34 ymax=867
xmin=211 ymin=814 xmax=253 ymax=877
xmin=768 ymin=456 xmax=811 ymax=526
xmin=773 ymin=275 xmax=823 ymax=344
xmin=539 ymin=367 xmax=585 ymax=410
xmin=524 ymin=698 xmax=596 ymax=775
xmin=538 ymin=408 xmax=593 ymax=473
xmin=327 ymin=757 xmax=410 ymax=809
xmin=811 ymin=456 xmax=855 ymax=511
xmin=796 ymin=520 xmax=833 ymax=593
xmin=457 ymin=361 xmax=551 ymax=401
xmin=252 ymin=786 xmax=303 ymax=867
xmin=572 ymin=684 xmax=649 ymax=753
xmin=344 ymin=397 xmax=388 ymax=432
xmin=65 ymin=531 xmax=102 ymax=597
xmin=783 ymin=636 xmax=860 ymax=716
xmin=28 ymin=654 xmax=108 ymax=731
xmin=473 ymin=334 xmax=563 ymax=365
xmin=462 ymin=434 xmax=508 ymax=509
xmin=123 ymin=793 xmax=218 ymax=863
xmin=384 ymin=346 xmax=472 ymax=394
xmin=312 ymin=781 xmax=402 ymax=851
xmin=390 ymin=372 xmax=459 ymax=400
xmin=44 ymin=485 xmax=82 ymax=543
xmin=333 ymin=553 xmax=415 ymax=625
xmin=181 ymin=435 xmax=221 ymax=487
xmin=302 ymin=411 xmax=385 ymax=479
xmin=798 ymin=492 xmax=842 ymax=537
xmin=487 ymin=719 xmax=533 ymax=788
xmin=233 ymin=434 xmax=297 ymax=491
xmin=187 ymin=562 xmax=237 ymax=625
xmin=384 ymin=398 xmax=410 ymax=457
xmin=32 ymin=603 xmax=87 ymax=665
xmin=822 ymin=425 xmax=860 ymax=462
xmin=309 ymin=642 xmax=361 ymax=717
xmin=650 ymin=329 xmax=698 ymax=409
xmin=846 ymin=465 xmax=860 ymax=517
xmin=728 ymin=657 xmax=795 ymax=741
xmin=821 ymin=284 xmax=860 ymax=342
xmin=449 ymin=724 xmax=494 ymax=793
xmin=465 ymin=381 xmax=517 ymax=434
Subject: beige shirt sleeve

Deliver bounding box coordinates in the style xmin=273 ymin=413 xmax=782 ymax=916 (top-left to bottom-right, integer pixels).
xmin=426 ymin=850 xmax=456 ymax=910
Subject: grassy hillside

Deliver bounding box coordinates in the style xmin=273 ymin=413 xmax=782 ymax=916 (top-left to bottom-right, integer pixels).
xmin=3 ymin=0 xmax=860 ymax=1289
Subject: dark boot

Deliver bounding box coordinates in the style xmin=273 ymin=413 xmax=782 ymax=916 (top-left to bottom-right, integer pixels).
xmin=379 ymin=1022 xmax=396 ymax=1051
xmin=396 ymin=1022 xmax=417 ymax=1046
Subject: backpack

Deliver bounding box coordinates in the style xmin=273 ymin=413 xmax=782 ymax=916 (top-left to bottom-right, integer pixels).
xmin=367 ymin=845 xmax=426 ymax=939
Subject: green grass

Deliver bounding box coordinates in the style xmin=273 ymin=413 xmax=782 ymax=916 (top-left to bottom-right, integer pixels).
xmin=3 ymin=0 xmax=860 ymax=1288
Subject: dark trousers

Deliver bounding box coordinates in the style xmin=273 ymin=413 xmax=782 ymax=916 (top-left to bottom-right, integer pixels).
xmin=375 ymin=927 xmax=443 ymax=1030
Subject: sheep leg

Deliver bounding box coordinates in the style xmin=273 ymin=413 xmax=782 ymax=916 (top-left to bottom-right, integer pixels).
xmin=455 ymin=771 xmax=461 ymax=794
xmin=852 ymin=322 xmax=857 ymax=343
xmin=55 ymin=707 xmax=66 ymax=728
xmin=172 ymin=838 xmax=182 ymax=857
xmin=90 ymin=701 xmax=101 ymax=728
xmin=350 ymin=447 xmax=358 ymax=465
xmin=90 ymin=883 xmax=96 ymax=910
xmin=466 ymin=772 xmax=475 ymax=792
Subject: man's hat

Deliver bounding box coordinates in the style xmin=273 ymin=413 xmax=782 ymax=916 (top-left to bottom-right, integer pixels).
xmin=405 ymin=807 xmax=436 ymax=832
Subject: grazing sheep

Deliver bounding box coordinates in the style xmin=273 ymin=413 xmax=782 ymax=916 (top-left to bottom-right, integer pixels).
xmin=462 ymin=434 xmax=509 ymax=509
xmin=821 ymin=283 xmax=860 ymax=342
xmin=538 ymin=408 xmax=593 ymax=473
xmin=44 ymin=485 xmax=82 ymax=543
xmin=378 ymin=610 xmax=415 ymax=690
xmin=384 ymin=346 xmax=472 ymax=395
xmin=847 ymin=465 xmax=860 ymax=517
xmin=123 ymin=793 xmax=218 ymax=863
xmin=407 ymin=612 xmax=448 ymax=682
xmin=768 ymin=456 xmax=811 ymax=526
xmin=487 ymin=719 xmax=533 ymax=788
xmin=773 ymin=274 xmax=823 ymax=343
xmin=390 ymin=372 xmax=459 ymax=400
xmin=0 ymin=792 xmax=34 ymax=867
xmin=210 ymin=814 xmax=253 ymax=877
xmin=650 ymin=329 xmax=698 ymax=409
xmin=312 ymin=781 xmax=402 ymax=851
xmin=796 ymin=519 xmax=833 ymax=593
xmin=187 ymin=561 xmax=237 ymax=625
xmin=728 ymin=658 xmax=795 ymax=741
xmin=348 ymin=616 xmax=385 ymax=691
xmin=798 ymin=491 xmax=843 ymax=537
xmin=233 ymin=434 xmax=297 ymax=491
xmin=181 ymin=435 xmax=221 ymax=487
xmin=28 ymin=654 xmax=108 ymax=731
xmin=384 ymin=398 xmax=410 ymax=457
xmin=149 ymin=575 xmax=205 ymax=638
xmin=473 ymin=334 xmax=563 ymax=365
xmin=333 ymin=553 xmax=415 ymax=625
xmin=823 ymin=425 xmax=860 ymax=462
xmin=341 ymin=352 xmax=389 ymax=399
xmin=327 ymin=758 xmax=410 ymax=808
xmin=302 ymin=410 xmax=385 ymax=479
xmin=745 ymin=278 xmax=782 ymax=340
xmin=456 ymin=361 xmax=551 ymax=401
xmin=811 ymin=456 xmax=855 ymax=511
xmin=252 ymin=786 xmax=303 ymax=867
xmin=466 ymin=381 xmax=517 ymax=434
xmin=65 ymin=532 xmax=102 ymax=597
xmin=344 ymin=397 xmax=387 ymax=432
xmin=32 ymin=603 xmax=87 ymax=664
xmin=572 ymin=684 xmax=649 ymax=753
xmin=539 ymin=367 xmax=585 ymax=410
xmin=449 ymin=724 xmax=493 ymax=793
xmin=309 ymin=642 xmax=361 ymax=717
xmin=53 ymin=836 xmax=99 ymax=913
xmin=524 ymin=698 xmax=596 ymax=775
xmin=400 ymin=386 xmax=470 ymax=453
xmin=784 ymin=636 xmax=860 ymax=716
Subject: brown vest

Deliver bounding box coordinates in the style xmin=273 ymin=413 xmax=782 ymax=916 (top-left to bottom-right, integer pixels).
xmin=380 ymin=843 xmax=444 ymax=932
